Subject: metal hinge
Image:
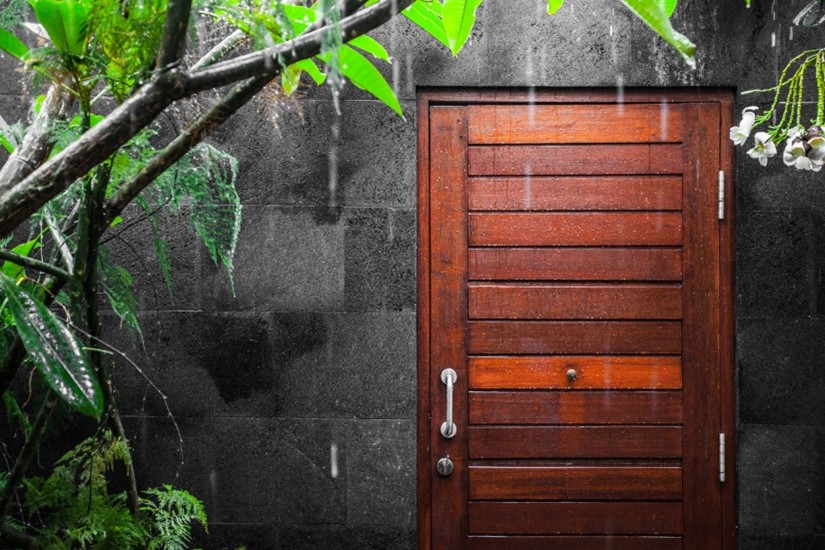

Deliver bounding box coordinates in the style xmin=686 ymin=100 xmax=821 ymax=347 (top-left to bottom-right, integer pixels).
xmin=718 ymin=171 xmax=725 ymax=220
xmin=719 ymin=433 xmax=726 ymax=483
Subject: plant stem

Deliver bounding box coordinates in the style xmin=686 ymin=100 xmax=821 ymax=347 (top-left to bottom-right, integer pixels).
xmin=157 ymin=0 xmax=193 ymax=70
xmin=190 ymin=30 xmax=248 ymax=71
xmin=0 ymin=390 xmax=60 ymax=530
xmin=0 ymin=249 xmax=71 ymax=280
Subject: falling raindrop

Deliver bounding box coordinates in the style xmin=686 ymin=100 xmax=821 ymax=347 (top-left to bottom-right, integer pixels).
xmin=330 ymin=442 xmax=339 ymax=479
xmin=790 ymin=26 xmax=794 ymax=41
xmin=660 ymin=100 xmax=670 ymax=140
xmin=616 ymin=74 xmax=625 ymax=115
xmin=329 ymin=117 xmax=340 ymax=208
xmin=525 ymin=47 xmax=536 ymax=125
xmin=771 ymin=32 xmax=776 ymax=47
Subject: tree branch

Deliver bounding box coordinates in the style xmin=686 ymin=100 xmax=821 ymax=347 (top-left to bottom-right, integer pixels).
xmin=190 ymin=29 xmax=248 ymax=71
xmin=0 ymin=249 xmax=71 ymax=280
xmin=184 ymin=0 xmax=414 ymax=93
xmin=0 ymin=85 xmax=74 ymax=195
xmin=157 ymin=0 xmax=193 ymax=70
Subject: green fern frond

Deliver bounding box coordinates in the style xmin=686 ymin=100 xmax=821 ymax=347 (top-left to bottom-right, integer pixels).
xmin=97 ymin=243 xmax=143 ymax=343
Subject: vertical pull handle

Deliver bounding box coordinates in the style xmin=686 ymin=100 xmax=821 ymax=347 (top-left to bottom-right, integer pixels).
xmin=440 ymin=368 xmax=457 ymax=439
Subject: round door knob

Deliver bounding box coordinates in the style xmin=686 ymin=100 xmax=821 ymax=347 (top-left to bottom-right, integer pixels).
xmin=436 ymin=457 xmax=454 ymax=476
xmin=566 ymin=368 xmax=578 ymax=382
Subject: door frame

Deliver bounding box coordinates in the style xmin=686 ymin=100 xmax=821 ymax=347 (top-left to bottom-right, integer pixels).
xmin=416 ymin=88 xmax=737 ymax=549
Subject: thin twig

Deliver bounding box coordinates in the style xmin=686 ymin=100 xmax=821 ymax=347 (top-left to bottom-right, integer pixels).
xmin=0 ymin=249 xmax=70 ymax=280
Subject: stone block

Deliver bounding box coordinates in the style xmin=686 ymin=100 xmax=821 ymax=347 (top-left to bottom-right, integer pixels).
xmin=737 ymin=210 xmax=812 ymax=318
xmin=126 ymin=416 xmax=348 ymax=526
xmin=739 ymin=535 xmax=822 ymax=550
xmin=279 ymin=525 xmax=415 ymax=550
xmin=738 ymin=424 xmax=819 ymax=536
xmin=347 ymin=420 xmax=416 ymax=527
xmin=271 ymin=312 xmax=415 ymax=418
xmin=344 ymin=208 xmax=415 ymax=312
xmin=202 ymin=206 xmax=345 ymax=312
xmin=105 ymin=204 xmax=202 ymax=311
xmin=738 ymin=318 xmax=825 ymax=425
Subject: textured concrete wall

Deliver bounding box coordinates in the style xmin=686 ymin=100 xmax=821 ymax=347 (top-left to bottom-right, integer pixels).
xmin=3 ymin=0 xmax=823 ymax=548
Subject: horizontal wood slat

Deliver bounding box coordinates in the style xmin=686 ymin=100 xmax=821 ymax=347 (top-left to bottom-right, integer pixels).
xmin=469 ymin=248 xmax=683 ymax=281
xmin=469 ymin=213 xmax=682 ymax=246
xmin=469 ymin=391 xmax=683 ymax=425
xmin=469 ymin=501 xmax=684 ymax=535
xmin=469 ymin=426 xmax=682 ymax=459
xmin=468 ymin=535 xmax=682 ymax=550
xmin=469 ymin=285 xmax=682 ymax=320
xmin=468 ymin=176 xmax=682 ymax=211
xmin=468 ymin=321 xmax=682 ymax=354
xmin=469 ymin=356 xmax=682 ymax=389
xmin=467 ymin=104 xmax=684 ymax=144
xmin=469 ymin=466 xmax=682 ymax=501
xmin=468 ymin=144 xmax=683 ymax=176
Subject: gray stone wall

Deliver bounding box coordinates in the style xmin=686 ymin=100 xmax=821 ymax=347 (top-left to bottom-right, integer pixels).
xmin=3 ymin=0 xmax=825 ymax=548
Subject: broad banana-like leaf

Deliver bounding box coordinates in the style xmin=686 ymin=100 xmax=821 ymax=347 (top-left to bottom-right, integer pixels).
xmin=0 ymin=273 xmax=103 ymax=419
xmin=442 ymin=0 xmax=484 ymax=56
xmin=28 ymin=0 xmax=90 ymax=55
xmin=0 ymin=28 xmax=28 ymax=59
xmin=547 ymin=0 xmax=564 ymax=15
xmin=620 ymin=0 xmax=695 ymax=67
xmin=338 ymin=45 xmax=403 ymax=116
xmin=349 ymin=35 xmax=391 ymax=62
xmin=661 ymin=0 xmax=678 ymax=17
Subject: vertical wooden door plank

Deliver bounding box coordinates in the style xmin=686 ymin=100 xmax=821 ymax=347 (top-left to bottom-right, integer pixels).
xmin=680 ymin=103 xmax=722 ymax=550
xmin=429 ymin=106 xmax=469 ymax=550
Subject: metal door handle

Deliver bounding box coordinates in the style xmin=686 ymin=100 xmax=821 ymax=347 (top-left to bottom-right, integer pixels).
xmin=440 ymin=368 xmax=457 ymax=439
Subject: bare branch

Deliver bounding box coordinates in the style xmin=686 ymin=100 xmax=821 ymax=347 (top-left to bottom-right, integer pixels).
xmin=157 ymin=0 xmax=194 ymax=70
xmin=184 ymin=0 xmax=415 ymax=93
xmin=190 ymin=29 xmax=248 ymax=71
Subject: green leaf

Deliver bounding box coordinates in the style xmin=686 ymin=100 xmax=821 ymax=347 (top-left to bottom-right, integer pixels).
xmin=0 ymin=273 xmax=102 ymax=419
xmin=660 ymin=0 xmax=678 ymax=17
xmin=349 ymin=35 xmax=391 ymax=63
xmin=294 ymin=58 xmax=326 ymax=85
xmin=0 ymin=135 xmax=14 ymax=154
xmin=547 ymin=0 xmax=564 ymax=15
xmin=0 ymin=28 xmax=28 ymax=59
xmin=620 ymin=0 xmax=696 ymax=68
xmin=2 ymin=238 xmax=41 ymax=279
xmin=335 ymin=45 xmax=403 ymax=116
xmin=403 ymin=1 xmax=449 ymax=48
xmin=442 ymin=0 xmax=483 ymax=56
xmin=28 ymin=0 xmax=89 ymax=54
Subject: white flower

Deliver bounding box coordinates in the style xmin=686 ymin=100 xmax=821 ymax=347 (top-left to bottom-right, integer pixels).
xmin=730 ymin=106 xmax=759 ymax=145
xmin=808 ymin=135 xmax=825 ymax=166
xmin=747 ymin=132 xmax=777 ymax=166
xmin=783 ymin=138 xmax=819 ymax=171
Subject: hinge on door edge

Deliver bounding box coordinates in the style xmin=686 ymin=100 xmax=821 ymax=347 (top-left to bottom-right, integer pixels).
xmin=719 ymin=433 xmax=726 ymax=483
xmin=718 ymin=171 xmax=725 ymax=220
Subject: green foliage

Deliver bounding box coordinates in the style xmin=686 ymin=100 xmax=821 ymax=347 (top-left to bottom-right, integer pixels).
xmin=0 ymin=272 xmax=103 ymax=419
xmin=142 ymin=486 xmax=208 ymax=550
xmin=28 ymin=0 xmax=91 ymax=55
xmin=547 ymin=0 xmax=564 ymax=15
xmin=153 ymin=143 xmax=242 ymax=289
xmin=17 ymin=431 xmax=207 ymax=549
xmin=3 ymin=390 xmax=31 ymax=436
xmin=97 ymin=244 xmax=143 ymax=343
xmin=0 ymin=27 xmax=28 ymax=59
xmin=1 ymin=237 xmax=41 ymax=279
xmin=442 ymin=0 xmax=483 ymax=56
xmin=401 ymin=1 xmax=449 ymax=48
xmin=619 ymin=0 xmax=695 ymax=68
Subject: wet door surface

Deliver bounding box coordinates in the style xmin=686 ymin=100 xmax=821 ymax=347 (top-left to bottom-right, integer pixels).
xmin=417 ymin=91 xmax=735 ymax=550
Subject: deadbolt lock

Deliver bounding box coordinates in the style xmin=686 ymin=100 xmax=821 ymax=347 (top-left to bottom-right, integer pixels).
xmin=436 ymin=457 xmax=454 ymax=476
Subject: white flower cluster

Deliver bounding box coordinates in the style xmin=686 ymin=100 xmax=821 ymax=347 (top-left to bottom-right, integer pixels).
xmin=730 ymin=106 xmax=825 ymax=170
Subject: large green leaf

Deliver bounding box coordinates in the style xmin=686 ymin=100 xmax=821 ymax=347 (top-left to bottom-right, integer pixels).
xmin=294 ymin=58 xmax=326 ymax=85
xmin=547 ymin=0 xmax=564 ymax=15
xmin=620 ymin=0 xmax=695 ymax=67
xmin=442 ymin=0 xmax=483 ymax=56
xmin=0 ymin=273 xmax=102 ymax=419
xmin=403 ymin=1 xmax=449 ymax=48
xmin=337 ymin=45 xmax=403 ymax=116
xmin=349 ymin=35 xmax=391 ymax=63
xmin=28 ymin=0 xmax=89 ymax=54
xmin=660 ymin=0 xmax=678 ymax=17
xmin=0 ymin=28 xmax=28 ymax=59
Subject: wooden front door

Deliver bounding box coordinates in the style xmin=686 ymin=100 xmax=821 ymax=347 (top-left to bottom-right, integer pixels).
xmin=417 ymin=90 xmax=736 ymax=550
